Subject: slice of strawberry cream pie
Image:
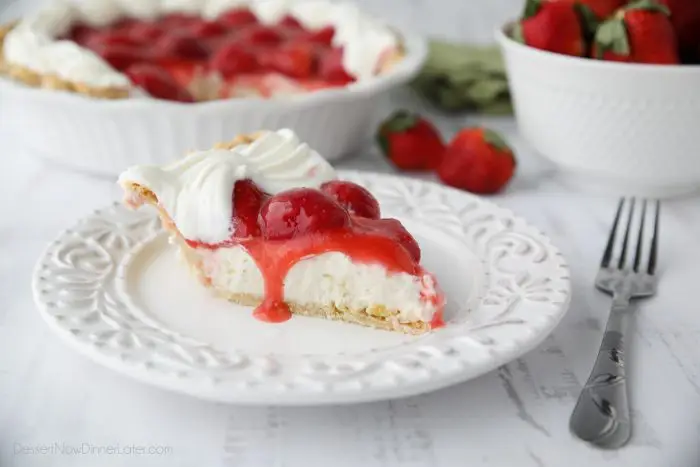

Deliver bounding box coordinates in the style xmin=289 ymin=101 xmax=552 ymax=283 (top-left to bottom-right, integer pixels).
xmin=118 ymin=130 xmax=444 ymax=334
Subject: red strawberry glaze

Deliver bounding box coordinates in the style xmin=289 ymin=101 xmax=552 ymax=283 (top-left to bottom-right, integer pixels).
xmin=430 ymin=310 xmax=445 ymax=328
xmin=64 ymin=6 xmax=362 ymax=102
xmin=183 ymin=181 xmax=444 ymax=326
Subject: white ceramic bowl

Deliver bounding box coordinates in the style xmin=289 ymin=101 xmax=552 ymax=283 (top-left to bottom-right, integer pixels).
xmin=0 ymin=34 xmax=426 ymax=177
xmin=497 ymin=27 xmax=700 ymax=198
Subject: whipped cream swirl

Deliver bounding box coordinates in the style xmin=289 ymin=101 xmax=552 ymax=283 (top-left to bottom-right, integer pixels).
xmin=3 ymin=0 xmax=398 ymax=90
xmin=118 ymin=129 xmax=337 ymax=244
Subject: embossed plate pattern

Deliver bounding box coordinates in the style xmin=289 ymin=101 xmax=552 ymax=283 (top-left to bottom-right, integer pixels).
xmin=32 ymin=171 xmax=571 ymax=405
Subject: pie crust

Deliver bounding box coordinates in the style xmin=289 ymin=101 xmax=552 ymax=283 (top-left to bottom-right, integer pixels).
xmin=0 ymin=21 xmax=130 ymax=98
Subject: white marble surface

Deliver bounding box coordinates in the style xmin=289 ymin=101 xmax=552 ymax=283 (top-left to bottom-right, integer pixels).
xmin=2 ymin=1 xmax=700 ymax=466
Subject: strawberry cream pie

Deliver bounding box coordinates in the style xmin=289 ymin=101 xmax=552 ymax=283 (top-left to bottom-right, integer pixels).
xmin=0 ymin=0 xmax=404 ymax=101
xmin=118 ymin=130 xmax=445 ymax=334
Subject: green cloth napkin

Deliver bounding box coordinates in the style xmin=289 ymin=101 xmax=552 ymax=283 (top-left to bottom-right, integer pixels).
xmin=411 ymin=40 xmax=513 ymax=115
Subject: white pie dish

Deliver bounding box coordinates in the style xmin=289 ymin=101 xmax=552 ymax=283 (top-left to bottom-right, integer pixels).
xmin=497 ymin=26 xmax=700 ymax=198
xmin=32 ymin=171 xmax=571 ymax=405
xmin=0 ymin=33 xmax=427 ymax=177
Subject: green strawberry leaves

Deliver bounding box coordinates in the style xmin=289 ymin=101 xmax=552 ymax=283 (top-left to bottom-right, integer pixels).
xmin=595 ymin=18 xmax=630 ymax=57
xmin=382 ymin=110 xmax=418 ymax=133
xmin=625 ymin=0 xmax=671 ymax=16
xmin=511 ymin=22 xmax=525 ymax=44
xmin=376 ymin=133 xmax=390 ymax=156
xmin=482 ymin=129 xmax=511 ymax=153
xmin=522 ymin=0 xmax=543 ymax=19
xmin=575 ymin=3 xmax=600 ymax=42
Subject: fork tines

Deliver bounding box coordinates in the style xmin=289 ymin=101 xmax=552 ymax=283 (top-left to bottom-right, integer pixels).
xmin=600 ymin=198 xmax=660 ymax=274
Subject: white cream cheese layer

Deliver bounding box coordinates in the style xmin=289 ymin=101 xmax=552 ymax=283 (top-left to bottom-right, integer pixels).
xmin=3 ymin=0 xmax=398 ymax=89
xmin=198 ymin=247 xmax=439 ymax=323
xmin=118 ymin=129 xmax=336 ymax=244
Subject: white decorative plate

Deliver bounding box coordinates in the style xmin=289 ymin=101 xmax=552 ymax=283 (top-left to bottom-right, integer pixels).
xmin=32 ymin=171 xmax=571 ymax=405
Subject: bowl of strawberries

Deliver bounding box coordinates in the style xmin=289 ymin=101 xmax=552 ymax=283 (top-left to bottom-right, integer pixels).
xmin=497 ymin=0 xmax=700 ymax=197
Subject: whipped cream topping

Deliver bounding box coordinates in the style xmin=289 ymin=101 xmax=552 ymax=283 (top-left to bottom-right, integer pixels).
xmin=118 ymin=129 xmax=336 ymax=244
xmin=3 ymin=0 xmax=398 ymax=90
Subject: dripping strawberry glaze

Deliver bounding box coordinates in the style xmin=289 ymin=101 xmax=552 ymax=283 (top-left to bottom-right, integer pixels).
xmin=183 ymin=183 xmax=444 ymax=326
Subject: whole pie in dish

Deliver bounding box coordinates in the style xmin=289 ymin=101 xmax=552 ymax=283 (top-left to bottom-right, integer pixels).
xmin=0 ymin=0 xmax=404 ymax=102
xmin=118 ymin=129 xmax=445 ymax=333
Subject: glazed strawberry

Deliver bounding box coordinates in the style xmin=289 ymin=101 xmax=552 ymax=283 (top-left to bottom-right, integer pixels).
xmin=437 ymin=128 xmax=516 ymax=195
xmin=260 ymin=42 xmax=315 ymax=79
xmin=125 ymin=63 xmax=194 ymax=102
xmin=110 ymin=18 xmax=139 ymax=33
xmin=317 ymin=48 xmax=355 ymax=84
xmin=127 ymin=22 xmax=164 ymax=42
xmin=278 ymin=15 xmax=303 ymax=29
xmin=155 ymin=33 xmax=210 ymax=61
xmin=656 ymin=0 xmax=700 ymax=57
xmin=259 ymin=189 xmax=350 ymax=240
xmin=157 ymin=59 xmax=199 ymax=88
xmin=298 ymin=26 xmax=335 ymax=46
xmin=373 ymin=218 xmax=421 ymax=263
xmin=320 ymin=181 xmax=381 ymax=219
xmin=553 ymin=0 xmax=625 ymax=19
xmin=210 ymin=42 xmax=258 ymax=77
xmin=235 ymin=25 xmax=283 ymax=46
xmin=376 ymin=111 xmax=445 ymax=171
xmin=217 ymin=8 xmax=259 ymax=27
xmin=232 ymin=180 xmax=268 ymax=238
xmin=160 ymin=13 xmax=198 ymax=28
xmin=96 ymin=45 xmax=147 ymax=71
xmin=188 ymin=20 xmax=227 ymax=39
xmin=512 ymin=0 xmax=586 ymax=57
xmin=594 ymin=0 xmax=679 ymax=64
xmin=67 ymin=23 xmax=97 ymax=45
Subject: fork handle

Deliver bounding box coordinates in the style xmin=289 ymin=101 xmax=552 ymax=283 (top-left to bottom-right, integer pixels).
xmin=570 ymin=302 xmax=631 ymax=449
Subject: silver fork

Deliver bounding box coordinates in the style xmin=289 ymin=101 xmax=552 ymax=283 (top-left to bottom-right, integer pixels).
xmin=569 ymin=198 xmax=660 ymax=449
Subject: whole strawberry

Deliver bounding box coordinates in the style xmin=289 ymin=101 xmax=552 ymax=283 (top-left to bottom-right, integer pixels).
xmin=512 ymin=0 xmax=587 ymax=57
xmin=657 ymin=0 xmax=700 ymax=59
xmin=594 ymin=0 xmax=679 ymax=64
xmin=376 ymin=111 xmax=445 ymax=171
xmin=437 ymin=128 xmax=516 ymax=195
